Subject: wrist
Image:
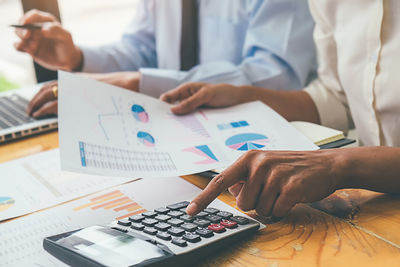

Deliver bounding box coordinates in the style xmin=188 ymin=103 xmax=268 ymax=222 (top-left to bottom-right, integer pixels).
xmin=130 ymin=72 xmax=141 ymax=92
xmin=69 ymin=46 xmax=83 ymax=71
xmin=330 ymin=147 xmax=367 ymax=190
xmin=237 ymin=86 xmax=259 ymax=103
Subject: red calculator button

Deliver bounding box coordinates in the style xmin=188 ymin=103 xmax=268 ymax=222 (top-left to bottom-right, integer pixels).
xmin=220 ymin=220 xmax=238 ymax=229
xmin=207 ymin=224 xmax=226 ymax=233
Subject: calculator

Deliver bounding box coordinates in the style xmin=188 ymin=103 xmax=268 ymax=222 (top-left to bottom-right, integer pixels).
xmin=43 ymin=201 xmax=260 ymax=267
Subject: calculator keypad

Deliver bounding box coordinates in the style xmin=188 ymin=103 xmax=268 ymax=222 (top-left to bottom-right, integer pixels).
xmin=116 ymin=201 xmax=257 ymax=248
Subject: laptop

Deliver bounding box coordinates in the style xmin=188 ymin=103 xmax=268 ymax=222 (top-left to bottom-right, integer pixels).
xmin=0 ymin=85 xmax=58 ymax=143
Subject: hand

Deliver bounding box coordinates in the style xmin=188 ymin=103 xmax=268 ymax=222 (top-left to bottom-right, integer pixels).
xmin=160 ymin=82 xmax=250 ymax=114
xmin=27 ymin=72 xmax=141 ymax=118
xmin=14 ymin=9 xmax=82 ymax=71
xmin=186 ymin=149 xmax=346 ymax=217
xmin=27 ymin=80 xmax=58 ymax=118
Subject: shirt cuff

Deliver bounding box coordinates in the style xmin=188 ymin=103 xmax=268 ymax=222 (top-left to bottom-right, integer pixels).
xmin=79 ymin=45 xmax=109 ymax=73
xmin=139 ymin=68 xmax=186 ymax=98
xmin=304 ymin=79 xmax=350 ymax=133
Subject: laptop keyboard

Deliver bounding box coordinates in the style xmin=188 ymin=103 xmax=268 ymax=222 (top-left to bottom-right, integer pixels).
xmin=0 ymin=94 xmax=35 ymax=130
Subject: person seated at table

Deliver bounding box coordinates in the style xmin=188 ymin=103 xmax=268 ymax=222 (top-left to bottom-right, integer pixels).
xmin=159 ymin=0 xmax=400 ymax=217
xmin=14 ymin=0 xmax=316 ymax=118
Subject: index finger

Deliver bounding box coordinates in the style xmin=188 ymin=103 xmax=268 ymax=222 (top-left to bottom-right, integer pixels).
xmin=160 ymin=82 xmax=205 ymax=103
xmin=186 ymin=156 xmax=249 ymax=215
xmin=21 ymin=9 xmax=57 ymax=25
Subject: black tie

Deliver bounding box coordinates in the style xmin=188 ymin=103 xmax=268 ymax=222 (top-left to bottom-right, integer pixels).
xmin=180 ymin=0 xmax=198 ymax=71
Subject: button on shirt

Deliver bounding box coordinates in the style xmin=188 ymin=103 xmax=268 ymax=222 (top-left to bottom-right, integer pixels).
xmin=80 ymin=0 xmax=316 ymax=97
xmin=305 ymin=0 xmax=400 ymax=146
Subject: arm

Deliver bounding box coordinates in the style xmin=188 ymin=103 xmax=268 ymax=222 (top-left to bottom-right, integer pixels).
xmin=80 ymin=0 xmax=157 ymax=73
xmin=161 ymin=82 xmax=320 ymax=124
xmin=141 ymin=0 xmax=316 ymax=97
xmin=186 ymin=147 xmax=400 ymax=217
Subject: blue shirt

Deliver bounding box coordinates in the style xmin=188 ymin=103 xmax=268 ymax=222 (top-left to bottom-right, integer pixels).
xmin=80 ymin=0 xmax=316 ymax=97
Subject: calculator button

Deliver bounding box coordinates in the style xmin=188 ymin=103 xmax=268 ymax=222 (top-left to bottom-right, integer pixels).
xmin=143 ymin=227 xmax=158 ymax=235
xmin=154 ymin=207 xmax=170 ymax=214
xmin=196 ymin=228 xmax=214 ymax=238
xmin=205 ymin=215 xmax=222 ymax=223
xmin=167 ymin=201 xmax=190 ymax=211
xmin=216 ymin=211 xmax=233 ymax=219
xmin=142 ymin=211 xmax=157 ymax=218
xmin=230 ymin=216 xmax=249 ymax=225
xmin=167 ymin=210 xmax=184 ymax=218
xmin=167 ymin=218 xmax=184 ymax=227
xmin=203 ymin=208 xmax=219 ymax=214
xmin=156 ymin=232 xmax=172 ymax=241
xmin=154 ymin=223 xmax=171 ymax=232
xmin=193 ymin=219 xmax=210 ymax=228
xmin=172 ymin=238 xmax=187 ymax=247
xmin=129 ymin=214 xmax=145 ymax=223
xmin=208 ymin=224 xmax=226 ymax=233
xmin=117 ymin=219 xmax=131 ymax=227
xmin=142 ymin=218 xmax=158 ymax=227
xmin=180 ymin=215 xmax=194 ymax=222
xmin=182 ymin=233 xmax=201 ymax=243
xmin=194 ymin=211 xmax=208 ymax=218
xmin=220 ymin=220 xmax=238 ymax=229
xmin=131 ymin=223 xmax=145 ymax=231
xmin=155 ymin=215 xmax=171 ymax=222
xmin=181 ymin=223 xmax=198 ymax=232
xmin=168 ymin=227 xmax=185 ymax=237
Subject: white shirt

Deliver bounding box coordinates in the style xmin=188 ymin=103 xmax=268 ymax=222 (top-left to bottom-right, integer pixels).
xmin=80 ymin=0 xmax=316 ymax=97
xmin=305 ymin=0 xmax=400 ymax=146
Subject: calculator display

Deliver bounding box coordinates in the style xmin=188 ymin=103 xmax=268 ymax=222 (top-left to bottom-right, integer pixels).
xmin=55 ymin=226 xmax=170 ymax=267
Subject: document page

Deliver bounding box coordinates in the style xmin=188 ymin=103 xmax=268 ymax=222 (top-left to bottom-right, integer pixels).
xmin=0 ymin=149 xmax=134 ymax=221
xmin=0 ymin=177 xmax=253 ymax=267
xmin=58 ymin=72 xmax=318 ymax=178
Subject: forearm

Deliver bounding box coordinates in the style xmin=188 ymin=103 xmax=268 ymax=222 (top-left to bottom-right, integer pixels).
xmin=337 ymin=147 xmax=400 ymax=194
xmin=238 ymin=86 xmax=320 ymax=124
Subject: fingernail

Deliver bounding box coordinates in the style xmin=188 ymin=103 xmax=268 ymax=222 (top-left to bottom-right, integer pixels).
xmin=186 ymin=202 xmax=198 ymax=215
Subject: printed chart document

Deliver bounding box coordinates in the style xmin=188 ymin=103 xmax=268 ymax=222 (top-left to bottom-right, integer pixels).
xmin=0 ymin=177 xmax=254 ymax=267
xmin=58 ymin=72 xmax=318 ymax=178
xmin=0 ymin=149 xmax=134 ymax=221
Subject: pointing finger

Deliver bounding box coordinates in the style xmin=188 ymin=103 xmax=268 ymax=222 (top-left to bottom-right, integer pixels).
xmin=186 ymin=154 xmax=251 ymax=215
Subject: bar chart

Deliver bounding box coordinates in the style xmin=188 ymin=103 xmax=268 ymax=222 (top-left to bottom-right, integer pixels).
xmin=73 ymin=189 xmax=147 ymax=220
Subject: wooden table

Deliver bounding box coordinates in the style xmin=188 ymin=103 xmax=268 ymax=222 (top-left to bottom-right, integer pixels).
xmin=1 ymin=131 xmax=400 ymax=267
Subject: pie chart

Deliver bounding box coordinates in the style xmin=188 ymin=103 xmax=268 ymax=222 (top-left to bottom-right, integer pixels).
xmin=137 ymin=131 xmax=155 ymax=147
xmin=131 ymin=104 xmax=149 ymax=123
xmin=225 ymin=133 xmax=269 ymax=151
xmin=0 ymin=197 xmax=15 ymax=212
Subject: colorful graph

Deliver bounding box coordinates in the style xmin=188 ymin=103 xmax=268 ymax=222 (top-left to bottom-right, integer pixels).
xmin=0 ymin=197 xmax=15 ymax=212
xmin=183 ymin=145 xmax=219 ymax=164
xmin=226 ymin=133 xmax=269 ymax=151
xmin=131 ymin=104 xmax=149 ymax=123
xmin=217 ymin=120 xmax=249 ymax=130
xmin=73 ymin=190 xmax=147 ymax=220
xmin=169 ymin=113 xmax=210 ymax=138
xmin=137 ymin=131 xmax=155 ymax=147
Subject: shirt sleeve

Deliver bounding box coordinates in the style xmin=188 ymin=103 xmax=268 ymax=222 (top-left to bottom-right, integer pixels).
xmin=80 ymin=0 xmax=157 ymax=73
xmin=304 ymin=0 xmax=353 ymax=133
xmin=140 ymin=0 xmax=317 ymax=97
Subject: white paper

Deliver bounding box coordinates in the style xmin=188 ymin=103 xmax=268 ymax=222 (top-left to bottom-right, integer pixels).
xmin=0 ymin=177 xmax=253 ymax=267
xmin=58 ymin=72 xmax=318 ymax=178
xmin=0 ymin=149 xmax=134 ymax=221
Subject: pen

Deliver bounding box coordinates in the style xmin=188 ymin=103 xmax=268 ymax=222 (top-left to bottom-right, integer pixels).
xmin=9 ymin=23 xmax=43 ymax=30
